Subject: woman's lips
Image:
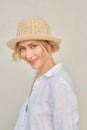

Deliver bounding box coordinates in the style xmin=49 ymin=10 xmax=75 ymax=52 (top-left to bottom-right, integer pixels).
xmin=29 ymin=58 xmax=38 ymax=65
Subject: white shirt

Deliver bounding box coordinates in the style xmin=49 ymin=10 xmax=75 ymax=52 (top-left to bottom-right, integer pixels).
xmin=14 ymin=63 xmax=79 ymax=130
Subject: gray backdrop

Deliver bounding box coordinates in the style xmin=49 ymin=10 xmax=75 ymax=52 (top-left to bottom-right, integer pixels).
xmin=0 ymin=0 xmax=87 ymax=130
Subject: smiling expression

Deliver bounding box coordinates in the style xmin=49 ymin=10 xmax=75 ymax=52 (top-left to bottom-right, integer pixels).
xmin=17 ymin=40 xmax=56 ymax=74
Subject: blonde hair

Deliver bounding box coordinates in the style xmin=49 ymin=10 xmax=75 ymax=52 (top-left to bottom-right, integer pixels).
xmin=12 ymin=40 xmax=60 ymax=62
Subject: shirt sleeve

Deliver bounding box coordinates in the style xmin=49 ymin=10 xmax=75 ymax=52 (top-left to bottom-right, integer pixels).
xmin=50 ymin=81 xmax=79 ymax=130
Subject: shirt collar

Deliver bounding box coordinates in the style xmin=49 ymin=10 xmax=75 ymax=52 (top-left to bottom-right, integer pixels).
xmin=43 ymin=63 xmax=63 ymax=77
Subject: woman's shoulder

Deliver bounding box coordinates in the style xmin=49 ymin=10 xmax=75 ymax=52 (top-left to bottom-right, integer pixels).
xmin=49 ymin=64 xmax=72 ymax=84
xmin=48 ymin=64 xmax=74 ymax=93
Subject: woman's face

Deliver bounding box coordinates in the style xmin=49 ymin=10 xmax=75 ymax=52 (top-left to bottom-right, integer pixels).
xmin=17 ymin=40 xmax=55 ymax=72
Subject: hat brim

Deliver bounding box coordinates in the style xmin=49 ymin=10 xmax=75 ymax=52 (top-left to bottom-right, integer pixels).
xmin=7 ymin=34 xmax=62 ymax=50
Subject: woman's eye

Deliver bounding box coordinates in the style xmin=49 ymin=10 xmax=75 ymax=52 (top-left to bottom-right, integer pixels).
xmin=19 ymin=48 xmax=25 ymax=52
xmin=31 ymin=44 xmax=37 ymax=49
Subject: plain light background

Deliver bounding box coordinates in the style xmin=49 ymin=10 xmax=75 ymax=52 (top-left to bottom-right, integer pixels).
xmin=0 ymin=0 xmax=87 ymax=130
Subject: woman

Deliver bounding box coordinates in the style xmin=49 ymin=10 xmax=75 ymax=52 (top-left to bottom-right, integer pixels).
xmin=7 ymin=16 xmax=79 ymax=130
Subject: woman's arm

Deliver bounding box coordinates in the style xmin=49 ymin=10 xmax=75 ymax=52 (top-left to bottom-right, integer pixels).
xmin=50 ymin=81 xmax=79 ymax=130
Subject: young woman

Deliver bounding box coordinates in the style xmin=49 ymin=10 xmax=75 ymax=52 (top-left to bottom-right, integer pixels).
xmin=7 ymin=16 xmax=79 ymax=130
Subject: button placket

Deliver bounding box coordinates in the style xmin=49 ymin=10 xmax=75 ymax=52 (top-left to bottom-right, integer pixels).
xmin=21 ymin=98 xmax=29 ymax=129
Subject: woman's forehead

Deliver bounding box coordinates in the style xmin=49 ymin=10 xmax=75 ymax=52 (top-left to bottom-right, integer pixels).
xmin=18 ymin=40 xmax=41 ymax=46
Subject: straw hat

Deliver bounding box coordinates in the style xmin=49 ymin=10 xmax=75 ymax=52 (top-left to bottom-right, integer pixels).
xmin=7 ymin=16 xmax=61 ymax=50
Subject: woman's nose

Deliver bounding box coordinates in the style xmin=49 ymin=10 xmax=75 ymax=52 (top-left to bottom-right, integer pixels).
xmin=25 ymin=49 xmax=33 ymax=60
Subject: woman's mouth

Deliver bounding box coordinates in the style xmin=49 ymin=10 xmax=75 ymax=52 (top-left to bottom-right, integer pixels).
xmin=29 ymin=58 xmax=38 ymax=65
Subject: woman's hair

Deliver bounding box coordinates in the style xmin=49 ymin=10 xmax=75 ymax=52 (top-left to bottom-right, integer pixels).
xmin=12 ymin=40 xmax=60 ymax=62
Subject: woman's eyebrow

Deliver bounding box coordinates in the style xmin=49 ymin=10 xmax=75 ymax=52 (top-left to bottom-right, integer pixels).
xmin=28 ymin=42 xmax=39 ymax=47
xmin=28 ymin=43 xmax=35 ymax=46
xmin=18 ymin=45 xmax=25 ymax=48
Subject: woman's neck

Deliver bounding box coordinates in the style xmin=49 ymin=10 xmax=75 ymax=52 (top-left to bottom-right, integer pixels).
xmin=36 ymin=57 xmax=56 ymax=78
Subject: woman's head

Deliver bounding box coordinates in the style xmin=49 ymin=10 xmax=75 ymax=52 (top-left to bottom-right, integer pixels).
xmin=13 ymin=40 xmax=58 ymax=70
xmin=7 ymin=16 xmax=62 ymax=71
